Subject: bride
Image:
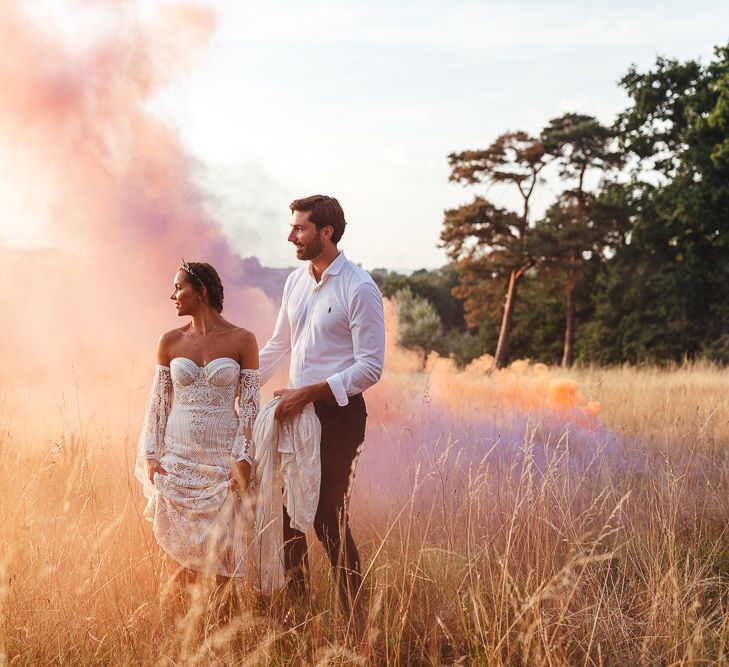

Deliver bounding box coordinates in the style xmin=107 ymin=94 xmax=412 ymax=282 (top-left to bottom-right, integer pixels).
xmin=135 ymin=260 xmax=259 ymax=584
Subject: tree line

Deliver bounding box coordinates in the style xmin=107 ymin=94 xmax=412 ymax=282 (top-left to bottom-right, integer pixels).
xmin=372 ymin=44 xmax=729 ymax=368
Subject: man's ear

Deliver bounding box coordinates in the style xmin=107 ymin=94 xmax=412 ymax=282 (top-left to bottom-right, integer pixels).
xmin=322 ymin=224 xmax=334 ymax=242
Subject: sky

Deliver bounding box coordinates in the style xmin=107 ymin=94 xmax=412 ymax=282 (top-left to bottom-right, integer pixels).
xmin=3 ymin=0 xmax=729 ymax=271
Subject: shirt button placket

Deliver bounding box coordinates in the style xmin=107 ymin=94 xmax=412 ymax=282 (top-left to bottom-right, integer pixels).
xmin=300 ymin=283 xmax=320 ymax=383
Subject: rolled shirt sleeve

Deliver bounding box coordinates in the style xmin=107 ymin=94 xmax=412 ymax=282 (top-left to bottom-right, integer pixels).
xmin=326 ymin=281 xmax=385 ymax=406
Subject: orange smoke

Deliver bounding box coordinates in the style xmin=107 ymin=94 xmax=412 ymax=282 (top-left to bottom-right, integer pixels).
xmin=368 ymin=299 xmax=601 ymax=426
xmin=0 ymin=1 xmax=275 ymax=433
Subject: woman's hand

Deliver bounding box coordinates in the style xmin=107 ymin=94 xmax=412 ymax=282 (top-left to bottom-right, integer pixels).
xmin=230 ymin=460 xmax=252 ymax=495
xmin=146 ymin=458 xmax=167 ymax=484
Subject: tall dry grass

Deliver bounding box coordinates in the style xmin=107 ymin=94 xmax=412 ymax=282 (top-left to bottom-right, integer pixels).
xmin=2 ymin=364 xmax=729 ymax=665
xmin=568 ymin=363 xmax=729 ymax=453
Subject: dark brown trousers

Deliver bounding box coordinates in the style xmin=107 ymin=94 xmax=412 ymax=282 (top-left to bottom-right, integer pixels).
xmin=283 ymin=393 xmax=367 ymax=609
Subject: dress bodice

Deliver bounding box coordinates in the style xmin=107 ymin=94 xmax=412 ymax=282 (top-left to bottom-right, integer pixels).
xmin=170 ymin=357 xmax=240 ymax=410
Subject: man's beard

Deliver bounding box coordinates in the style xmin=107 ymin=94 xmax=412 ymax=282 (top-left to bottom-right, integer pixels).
xmin=297 ymin=232 xmax=324 ymax=261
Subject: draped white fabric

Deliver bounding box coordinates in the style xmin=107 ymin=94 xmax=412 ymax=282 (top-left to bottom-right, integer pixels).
xmin=252 ymin=397 xmax=321 ymax=593
xmin=135 ymin=358 xmax=260 ymax=577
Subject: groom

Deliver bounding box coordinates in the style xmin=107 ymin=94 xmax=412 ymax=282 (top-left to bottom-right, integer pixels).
xmin=258 ymin=194 xmax=386 ymax=609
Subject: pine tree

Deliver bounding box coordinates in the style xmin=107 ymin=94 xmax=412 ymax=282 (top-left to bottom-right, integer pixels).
xmin=444 ymin=132 xmax=546 ymax=368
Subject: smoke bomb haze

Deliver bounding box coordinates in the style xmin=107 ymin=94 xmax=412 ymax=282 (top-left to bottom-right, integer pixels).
xmin=1 ymin=0 xmax=605 ymax=472
xmin=5 ymin=5 xmax=729 ymax=664
xmin=0 ymin=1 xmax=280 ymax=431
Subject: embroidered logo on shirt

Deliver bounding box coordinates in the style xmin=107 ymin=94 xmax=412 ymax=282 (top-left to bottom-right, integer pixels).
xmin=328 ymin=306 xmax=332 ymax=313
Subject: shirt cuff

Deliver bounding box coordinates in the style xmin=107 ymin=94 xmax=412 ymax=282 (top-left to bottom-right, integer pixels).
xmin=326 ymin=373 xmax=349 ymax=407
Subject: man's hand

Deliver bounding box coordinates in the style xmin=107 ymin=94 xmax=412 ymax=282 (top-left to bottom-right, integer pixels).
xmin=273 ymin=387 xmax=312 ymax=421
xmin=273 ymin=382 xmax=335 ymax=421
xmin=146 ymin=458 xmax=167 ymax=484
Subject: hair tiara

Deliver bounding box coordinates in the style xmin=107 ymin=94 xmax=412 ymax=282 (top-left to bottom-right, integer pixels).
xmin=180 ymin=258 xmax=203 ymax=286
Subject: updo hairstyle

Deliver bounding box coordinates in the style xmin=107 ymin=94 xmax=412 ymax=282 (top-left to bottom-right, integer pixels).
xmin=183 ymin=261 xmax=224 ymax=313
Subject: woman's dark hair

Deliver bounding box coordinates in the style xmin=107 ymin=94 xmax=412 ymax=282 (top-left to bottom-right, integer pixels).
xmin=182 ymin=261 xmax=224 ymax=313
xmin=289 ymin=194 xmax=347 ymax=244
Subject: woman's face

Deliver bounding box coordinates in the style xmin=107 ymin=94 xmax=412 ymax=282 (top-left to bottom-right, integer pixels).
xmin=170 ymin=270 xmax=200 ymax=317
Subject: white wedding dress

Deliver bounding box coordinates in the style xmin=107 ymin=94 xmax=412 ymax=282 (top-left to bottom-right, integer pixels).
xmin=135 ymin=357 xmax=260 ymax=577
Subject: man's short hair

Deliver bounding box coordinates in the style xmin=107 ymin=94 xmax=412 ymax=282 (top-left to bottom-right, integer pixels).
xmin=289 ymin=195 xmax=347 ymax=244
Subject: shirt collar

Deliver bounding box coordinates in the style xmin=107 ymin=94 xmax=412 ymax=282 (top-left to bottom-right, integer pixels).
xmin=308 ymin=250 xmax=347 ymax=281
xmin=324 ymin=250 xmax=346 ymax=276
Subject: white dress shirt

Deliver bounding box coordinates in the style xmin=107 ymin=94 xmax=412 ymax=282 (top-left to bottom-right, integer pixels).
xmin=258 ymin=251 xmax=385 ymax=406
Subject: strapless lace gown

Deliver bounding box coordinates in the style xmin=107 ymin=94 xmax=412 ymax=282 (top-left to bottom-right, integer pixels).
xmin=135 ymin=357 xmax=260 ymax=577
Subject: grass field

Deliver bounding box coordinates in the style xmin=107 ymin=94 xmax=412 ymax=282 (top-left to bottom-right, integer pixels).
xmin=2 ymin=358 xmax=729 ymax=665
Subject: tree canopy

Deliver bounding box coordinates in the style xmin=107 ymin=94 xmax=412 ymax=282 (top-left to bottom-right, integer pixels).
xmin=378 ymin=42 xmax=729 ymax=367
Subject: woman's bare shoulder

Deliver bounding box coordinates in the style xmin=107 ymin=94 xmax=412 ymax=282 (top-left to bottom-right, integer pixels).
xmin=218 ymin=321 xmax=254 ymax=342
xmin=231 ymin=325 xmax=257 ymax=342
xmin=156 ymin=327 xmax=187 ymax=364
xmin=227 ymin=326 xmax=259 ymax=367
xmin=159 ymin=327 xmax=187 ymax=346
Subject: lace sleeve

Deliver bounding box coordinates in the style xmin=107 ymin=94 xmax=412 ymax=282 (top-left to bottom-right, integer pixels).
xmin=231 ymin=369 xmax=260 ymax=464
xmin=137 ymin=365 xmax=172 ymax=460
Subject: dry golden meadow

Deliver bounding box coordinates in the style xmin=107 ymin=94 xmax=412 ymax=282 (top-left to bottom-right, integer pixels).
xmin=2 ymin=361 xmax=729 ymax=666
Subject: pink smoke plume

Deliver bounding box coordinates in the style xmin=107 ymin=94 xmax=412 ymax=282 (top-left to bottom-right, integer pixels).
xmin=0 ymin=1 xmax=275 ymax=430
xmin=0 ymin=1 xmax=609 ymax=502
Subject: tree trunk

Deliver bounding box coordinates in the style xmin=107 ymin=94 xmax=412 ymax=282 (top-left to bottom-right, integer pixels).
xmin=495 ymin=269 xmax=521 ymax=369
xmin=562 ymin=279 xmax=575 ymax=368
